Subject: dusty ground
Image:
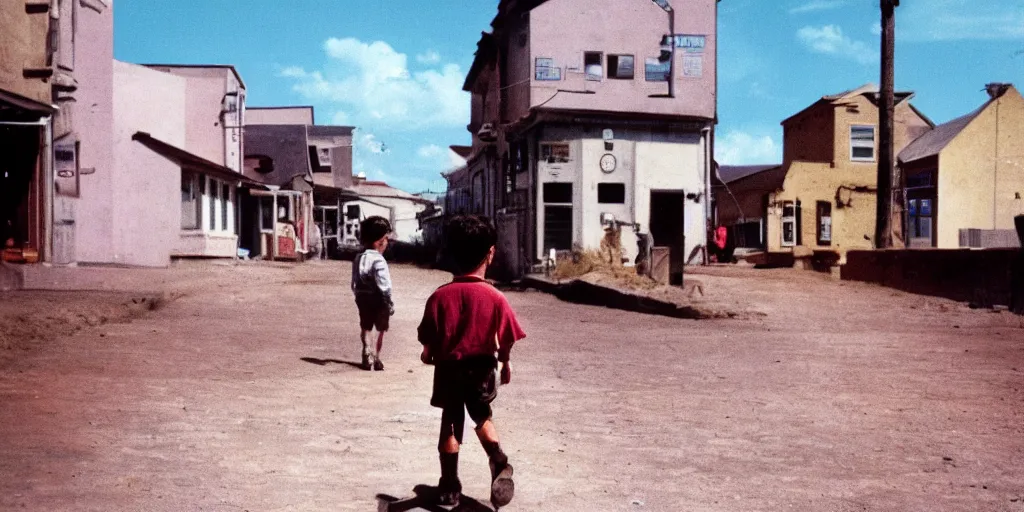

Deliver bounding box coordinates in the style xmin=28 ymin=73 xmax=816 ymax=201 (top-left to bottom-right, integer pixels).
xmin=1 ymin=261 xmax=1023 ymax=511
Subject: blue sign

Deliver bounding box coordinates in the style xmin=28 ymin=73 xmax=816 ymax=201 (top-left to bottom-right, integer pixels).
xmin=662 ymin=34 xmax=706 ymax=52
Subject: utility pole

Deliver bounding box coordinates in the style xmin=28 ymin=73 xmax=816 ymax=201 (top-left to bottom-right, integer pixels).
xmin=875 ymin=0 xmax=898 ymax=249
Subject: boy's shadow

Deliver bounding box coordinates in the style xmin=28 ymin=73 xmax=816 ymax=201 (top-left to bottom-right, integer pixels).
xmin=376 ymin=485 xmax=493 ymax=511
xmin=300 ymin=357 xmax=364 ymax=370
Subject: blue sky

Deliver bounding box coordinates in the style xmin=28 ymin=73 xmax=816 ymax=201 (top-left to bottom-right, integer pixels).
xmin=115 ymin=0 xmax=1024 ymax=192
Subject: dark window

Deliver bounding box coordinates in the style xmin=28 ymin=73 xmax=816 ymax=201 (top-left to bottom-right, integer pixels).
xmin=209 ymin=178 xmax=218 ymax=231
xmin=346 ymin=204 xmax=361 ymax=220
xmin=260 ymin=196 xmax=273 ymax=231
xmin=222 ymin=183 xmax=231 ymax=232
xmin=607 ymin=55 xmax=635 ymax=80
xmin=584 ymin=52 xmax=603 ymax=81
xmin=907 ymin=198 xmax=934 ymax=243
xmin=535 ymin=57 xmax=561 ymax=81
xmin=543 ymin=183 xmax=573 ymax=204
xmin=597 ymin=183 xmax=626 ymax=204
xmin=816 ymin=201 xmax=832 ymax=246
xmin=544 ymin=205 xmax=573 ymax=252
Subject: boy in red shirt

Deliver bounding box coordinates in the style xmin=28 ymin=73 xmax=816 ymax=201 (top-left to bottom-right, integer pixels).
xmin=417 ymin=215 xmax=526 ymax=509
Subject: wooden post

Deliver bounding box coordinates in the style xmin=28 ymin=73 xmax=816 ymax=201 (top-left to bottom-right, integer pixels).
xmin=875 ymin=0 xmax=898 ymax=249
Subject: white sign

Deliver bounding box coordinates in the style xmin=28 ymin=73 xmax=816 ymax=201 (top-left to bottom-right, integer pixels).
xmin=682 ymin=54 xmax=703 ymax=78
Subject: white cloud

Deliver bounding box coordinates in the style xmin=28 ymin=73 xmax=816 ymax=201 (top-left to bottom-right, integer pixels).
xmin=416 ymin=144 xmax=468 ymax=172
xmin=870 ymin=22 xmax=881 ymax=36
xmin=797 ymin=25 xmax=878 ymax=65
xmin=355 ymin=131 xmax=386 ymax=155
xmin=417 ymin=144 xmax=445 ymax=160
xmin=416 ymin=50 xmax=442 ymax=65
xmin=330 ymin=111 xmax=351 ymax=125
xmin=281 ymin=37 xmax=470 ymax=131
xmin=790 ymin=0 xmax=846 ymax=14
xmin=716 ymin=130 xmax=782 ymax=166
xmin=899 ymin=0 xmax=1024 ymax=41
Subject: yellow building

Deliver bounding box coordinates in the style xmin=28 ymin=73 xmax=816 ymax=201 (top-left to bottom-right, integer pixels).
xmin=898 ymin=83 xmax=1024 ymax=249
xmin=765 ymin=84 xmax=933 ymax=264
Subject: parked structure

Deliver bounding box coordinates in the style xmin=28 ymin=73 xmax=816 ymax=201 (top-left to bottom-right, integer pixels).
xmin=713 ymin=164 xmax=783 ymax=249
xmin=765 ymin=84 xmax=933 ymax=264
xmin=446 ymin=0 xmax=719 ymax=281
xmin=898 ymin=83 xmax=1024 ymax=249
xmin=339 ymin=177 xmax=432 ymax=253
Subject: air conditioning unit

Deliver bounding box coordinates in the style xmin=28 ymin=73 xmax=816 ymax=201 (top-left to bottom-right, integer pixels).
xmin=478 ymin=123 xmax=498 ymax=143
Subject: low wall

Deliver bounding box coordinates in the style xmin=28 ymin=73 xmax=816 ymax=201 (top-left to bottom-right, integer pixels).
xmin=841 ymin=249 xmax=1022 ymax=309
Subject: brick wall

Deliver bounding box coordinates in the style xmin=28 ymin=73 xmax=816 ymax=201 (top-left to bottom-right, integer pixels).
xmin=842 ymin=248 xmax=1021 ymax=309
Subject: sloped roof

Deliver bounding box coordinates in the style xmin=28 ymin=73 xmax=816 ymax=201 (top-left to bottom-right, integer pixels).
xmin=348 ymin=181 xmax=433 ymax=205
xmin=898 ymin=103 xmax=989 ymax=164
xmin=716 ymin=164 xmax=780 ymax=185
xmin=782 ymin=83 xmax=916 ymax=126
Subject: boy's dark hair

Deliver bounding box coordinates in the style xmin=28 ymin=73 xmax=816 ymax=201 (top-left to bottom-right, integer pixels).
xmin=444 ymin=215 xmax=497 ymax=274
xmin=359 ymin=216 xmax=391 ymax=246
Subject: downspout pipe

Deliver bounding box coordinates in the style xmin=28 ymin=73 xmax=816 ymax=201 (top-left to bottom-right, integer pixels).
xmin=702 ymin=125 xmax=712 ymax=265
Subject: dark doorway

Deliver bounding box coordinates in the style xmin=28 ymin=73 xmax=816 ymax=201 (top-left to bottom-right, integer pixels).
xmin=238 ymin=188 xmax=262 ymax=258
xmin=649 ymin=191 xmax=685 ymax=285
xmin=0 ymin=125 xmax=42 ymax=250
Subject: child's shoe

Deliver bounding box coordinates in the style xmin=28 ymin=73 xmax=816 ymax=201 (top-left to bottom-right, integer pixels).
xmin=373 ymin=359 xmax=384 ymax=371
xmin=361 ymin=351 xmax=373 ymax=371
xmin=489 ymin=459 xmax=514 ymax=508
xmin=436 ymin=477 xmax=461 ymax=507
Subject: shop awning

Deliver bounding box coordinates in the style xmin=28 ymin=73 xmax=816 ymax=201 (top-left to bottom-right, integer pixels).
xmin=132 ymin=132 xmax=264 ymax=187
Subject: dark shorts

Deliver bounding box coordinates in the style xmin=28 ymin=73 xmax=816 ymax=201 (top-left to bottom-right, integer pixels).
xmin=355 ymin=295 xmax=389 ymax=332
xmin=431 ymin=356 xmax=499 ymax=423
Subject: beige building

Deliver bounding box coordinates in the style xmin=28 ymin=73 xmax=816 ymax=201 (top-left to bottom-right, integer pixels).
xmin=898 ymin=83 xmax=1024 ymax=249
xmin=765 ymin=84 xmax=933 ymax=263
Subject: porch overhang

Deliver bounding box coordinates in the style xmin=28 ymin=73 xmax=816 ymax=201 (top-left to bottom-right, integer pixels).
xmin=131 ymin=132 xmax=265 ymax=187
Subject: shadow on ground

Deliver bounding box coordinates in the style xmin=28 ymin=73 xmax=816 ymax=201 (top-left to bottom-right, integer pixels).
xmin=377 ymin=485 xmax=493 ymax=511
xmin=299 ymin=357 xmax=364 ymax=370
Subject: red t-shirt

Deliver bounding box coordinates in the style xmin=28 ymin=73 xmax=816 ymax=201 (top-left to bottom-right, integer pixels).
xmin=418 ymin=276 xmax=526 ymax=362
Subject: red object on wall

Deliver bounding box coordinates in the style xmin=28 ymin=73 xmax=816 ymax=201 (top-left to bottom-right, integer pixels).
xmin=277 ymin=236 xmax=296 ymax=259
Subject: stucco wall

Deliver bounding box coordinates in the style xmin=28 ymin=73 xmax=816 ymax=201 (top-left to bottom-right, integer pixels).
xmin=937 ymin=89 xmax=1024 ymax=248
xmin=0 ymin=4 xmax=51 ymax=105
xmin=527 ymin=0 xmax=716 ymax=121
xmin=112 ymin=61 xmax=187 ymax=267
xmin=246 ymin=107 xmax=314 ymax=126
xmin=769 ymin=95 xmax=931 ymax=259
xmin=534 ymin=125 xmax=706 ymax=263
xmin=72 ymin=2 xmax=116 ymax=264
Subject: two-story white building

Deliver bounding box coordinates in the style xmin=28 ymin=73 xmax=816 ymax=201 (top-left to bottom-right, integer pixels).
xmin=452 ymin=0 xmax=719 ymax=281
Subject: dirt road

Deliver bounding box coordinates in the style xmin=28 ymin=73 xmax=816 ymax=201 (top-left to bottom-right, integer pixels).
xmin=1 ymin=261 xmax=1022 ymax=511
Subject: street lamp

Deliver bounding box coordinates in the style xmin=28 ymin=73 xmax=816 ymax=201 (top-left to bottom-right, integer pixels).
xmin=652 ymin=0 xmax=675 ymax=98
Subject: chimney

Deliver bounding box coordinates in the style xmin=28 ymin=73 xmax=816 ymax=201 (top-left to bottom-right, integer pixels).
xmin=985 ymin=83 xmax=1011 ymax=100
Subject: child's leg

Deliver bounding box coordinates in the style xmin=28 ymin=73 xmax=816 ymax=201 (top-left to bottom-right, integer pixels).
xmin=359 ymin=330 xmax=373 ymax=368
xmin=437 ymin=405 xmax=465 ymax=503
xmin=469 ymin=404 xmax=514 ymax=507
xmin=372 ymin=331 xmax=386 ymax=371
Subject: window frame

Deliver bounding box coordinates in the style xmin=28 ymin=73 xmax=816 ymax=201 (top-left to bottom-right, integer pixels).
xmin=850 ymin=125 xmax=876 ymax=162
xmin=781 ymin=201 xmax=796 ymax=247
xmin=816 ymin=201 xmax=832 ymax=246
xmin=180 ymin=171 xmax=201 ymax=230
xmin=606 ymin=54 xmax=635 ymax=80
xmin=540 ymin=142 xmax=571 ymax=164
xmin=208 ymin=177 xmax=219 ymax=232
xmin=584 ymin=52 xmax=603 ymax=81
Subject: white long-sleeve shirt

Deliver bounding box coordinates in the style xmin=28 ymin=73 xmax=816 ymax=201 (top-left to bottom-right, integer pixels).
xmin=351 ymin=249 xmax=393 ymax=302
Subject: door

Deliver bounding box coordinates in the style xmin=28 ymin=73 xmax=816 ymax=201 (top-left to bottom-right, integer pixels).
xmin=649 ymin=191 xmax=686 ymax=285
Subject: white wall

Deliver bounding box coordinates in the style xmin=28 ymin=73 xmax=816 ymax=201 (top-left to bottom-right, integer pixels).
xmin=534 ymin=125 xmax=708 ymax=263
xmin=112 ymin=61 xmax=187 ymax=267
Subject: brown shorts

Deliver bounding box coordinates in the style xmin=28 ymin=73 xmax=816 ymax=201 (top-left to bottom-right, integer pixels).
xmin=355 ymin=295 xmax=389 ymax=332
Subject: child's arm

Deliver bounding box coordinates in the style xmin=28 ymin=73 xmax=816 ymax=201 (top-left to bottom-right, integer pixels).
xmin=417 ymin=296 xmax=438 ymax=365
xmin=374 ymin=259 xmax=394 ymax=311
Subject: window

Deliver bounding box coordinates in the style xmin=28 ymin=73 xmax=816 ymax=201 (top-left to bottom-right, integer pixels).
xmin=222 ymin=183 xmax=231 ymax=233
xmin=781 ymin=201 xmax=798 ymax=247
xmin=346 ymin=204 xmax=361 ymax=220
xmin=850 ymin=126 xmax=875 ymax=161
xmin=584 ymin=52 xmax=603 ymax=81
xmin=535 ymin=58 xmax=561 ymax=81
xmin=181 ymin=172 xmax=200 ymax=230
xmin=543 ymin=183 xmax=573 ymax=204
xmin=540 ymin=143 xmax=570 ymax=163
xmin=907 ymin=198 xmax=934 ymax=244
xmin=209 ymin=177 xmax=218 ymax=231
xmin=816 ymin=201 xmax=832 ymax=246
xmin=644 ymin=57 xmax=670 ymax=82
xmin=597 ymin=183 xmax=626 ymax=204
xmin=543 ymin=183 xmax=573 ymax=252
xmin=316 ymin=146 xmax=332 ymax=166
xmin=607 ymin=55 xmax=635 ymax=80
